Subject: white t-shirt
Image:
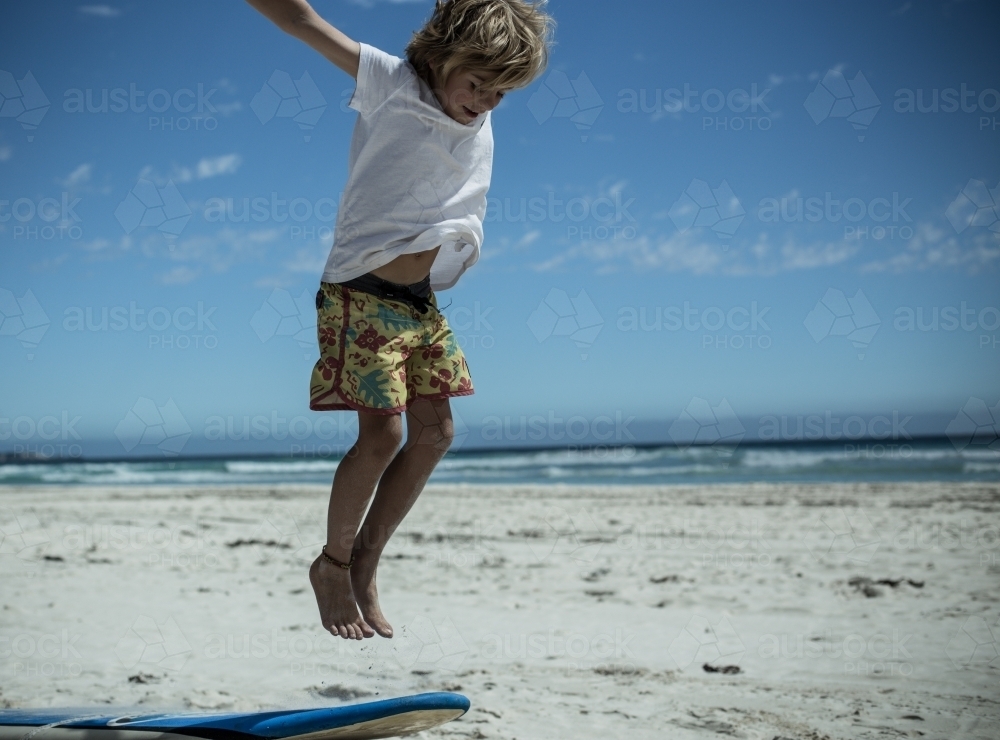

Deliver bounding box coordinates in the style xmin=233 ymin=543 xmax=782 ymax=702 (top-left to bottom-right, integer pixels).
xmin=321 ymin=43 xmax=494 ymax=291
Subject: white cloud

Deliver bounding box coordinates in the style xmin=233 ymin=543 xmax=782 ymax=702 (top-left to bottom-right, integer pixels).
xmin=253 ymin=275 xmax=298 ymax=289
xmin=74 ymin=235 xmax=133 ymax=259
xmin=160 ymin=266 xmax=200 ymax=285
xmin=213 ymin=78 xmax=239 ymax=96
xmin=196 ymin=154 xmax=242 ymax=179
xmin=139 ymin=154 xmax=242 ymax=185
xmin=859 ymin=222 xmax=1000 ymax=274
xmin=0 ymin=146 xmax=11 ymax=162
xmin=60 ymin=163 xmax=92 ymax=188
xmin=515 ymin=230 xmax=541 ymax=249
xmin=530 ymin=229 xmax=860 ymax=277
xmin=58 ymin=162 xmax=112 ymax=196
xmin=78 ymin=5 xmax=120 ymax=17
xmin=139 ymin=226 xmax=282 ymax=274
xmin=778 ymin=239 xmax=859 ymax=270
xmin=213 ymin=101 xmax=244 ymax=116
xmin=535 ymin=215 xmax=1000 ymax=278
xmin=74 ymin=226 xmax=289 ymax=277
xmin=284 ymin=245 xmax=329 ymax=274
xmin=767 ymin=73 xmax=805 ymax=88
xmin=78 ymin=237 xmax=112 ymax=252
xmin=29 ymin=253 xmax=71 ymax=272
xmin=607 ymin=180 xmax=628 ymax=198
xmin=531 ymin=231 xmax=719 ymax=275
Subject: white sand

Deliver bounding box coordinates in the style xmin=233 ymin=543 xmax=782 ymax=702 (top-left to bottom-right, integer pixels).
xmin=1 ymin=481 xmax=998 ymax=739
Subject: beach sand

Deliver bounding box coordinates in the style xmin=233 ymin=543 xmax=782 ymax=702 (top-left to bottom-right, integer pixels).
xmin=1 ymin=481 xmax=998 ymax=738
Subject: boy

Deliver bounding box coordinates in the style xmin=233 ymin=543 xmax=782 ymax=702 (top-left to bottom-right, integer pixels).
xmin=246 ymin=0 xmax=553 ymax=640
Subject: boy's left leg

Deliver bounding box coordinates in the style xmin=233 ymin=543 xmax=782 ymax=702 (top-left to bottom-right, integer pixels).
xmin=350 ymin=397 xmax=454 ymax=637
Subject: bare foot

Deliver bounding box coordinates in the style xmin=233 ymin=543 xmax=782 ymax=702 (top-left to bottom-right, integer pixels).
xmin=351 ymin=549 xmax=393 ymax=638
xmin=309 ymin=555 xmax=375 ymax=640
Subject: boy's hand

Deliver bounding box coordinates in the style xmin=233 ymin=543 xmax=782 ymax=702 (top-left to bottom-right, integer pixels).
xmin=245 ymin=0 xmax=361 ymax=79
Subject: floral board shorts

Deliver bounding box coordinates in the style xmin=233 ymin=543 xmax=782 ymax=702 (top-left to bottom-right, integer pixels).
xmin=309 ymin=280 xmax=474 ymax=414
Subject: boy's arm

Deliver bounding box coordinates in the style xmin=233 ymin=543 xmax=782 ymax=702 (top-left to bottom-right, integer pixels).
xmin=245 ymin=0 xmax=360 ymax=79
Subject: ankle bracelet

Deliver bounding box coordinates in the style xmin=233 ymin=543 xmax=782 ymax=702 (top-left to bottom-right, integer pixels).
xmin=320 ymin=546 xmax=354 ymax=570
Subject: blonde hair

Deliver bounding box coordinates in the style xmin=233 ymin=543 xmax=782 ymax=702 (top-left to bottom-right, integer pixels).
xmin=406 ymin=0 xmax=554 ymax=93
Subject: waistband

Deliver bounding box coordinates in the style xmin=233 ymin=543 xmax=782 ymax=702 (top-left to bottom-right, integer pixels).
xmin=336 ymin=272 xmax=433 ymax=314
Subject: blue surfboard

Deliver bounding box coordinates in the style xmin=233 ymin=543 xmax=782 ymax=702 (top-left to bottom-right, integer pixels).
xmin=0 ymin=692 xmax=469 ymax=740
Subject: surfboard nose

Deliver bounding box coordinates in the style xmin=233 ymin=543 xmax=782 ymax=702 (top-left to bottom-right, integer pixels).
xmin=246 ymin=693 xmax=470 ymax=739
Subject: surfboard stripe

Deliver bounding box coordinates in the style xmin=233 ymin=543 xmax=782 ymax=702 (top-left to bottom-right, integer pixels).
xmin=0 ymin=694 xmax=470 ymax=740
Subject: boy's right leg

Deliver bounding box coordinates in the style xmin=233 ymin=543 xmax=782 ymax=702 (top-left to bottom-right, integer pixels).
xmin=350 ymin=397 xmax=455 ymax=638
xmin=310 ymin=410 xmax=404 ymax=640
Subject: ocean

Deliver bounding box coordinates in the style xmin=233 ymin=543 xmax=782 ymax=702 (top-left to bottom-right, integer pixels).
xmin=0 ymin=438 xmax=996 ymax=487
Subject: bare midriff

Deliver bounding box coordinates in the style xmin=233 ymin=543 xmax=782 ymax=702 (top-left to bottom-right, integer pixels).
xmin=369 ymin=245 xmax=441 ymax=285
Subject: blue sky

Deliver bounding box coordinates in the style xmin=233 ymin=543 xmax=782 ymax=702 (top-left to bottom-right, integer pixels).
xmin=1 ymin=0 xmax=998 ymax=457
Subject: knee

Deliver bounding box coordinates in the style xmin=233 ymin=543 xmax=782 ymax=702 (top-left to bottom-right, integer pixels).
xmin=357 ymin=415 xmax=404 ymax=461
xmin=410 ymin=418 xmax=454 ymax=454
